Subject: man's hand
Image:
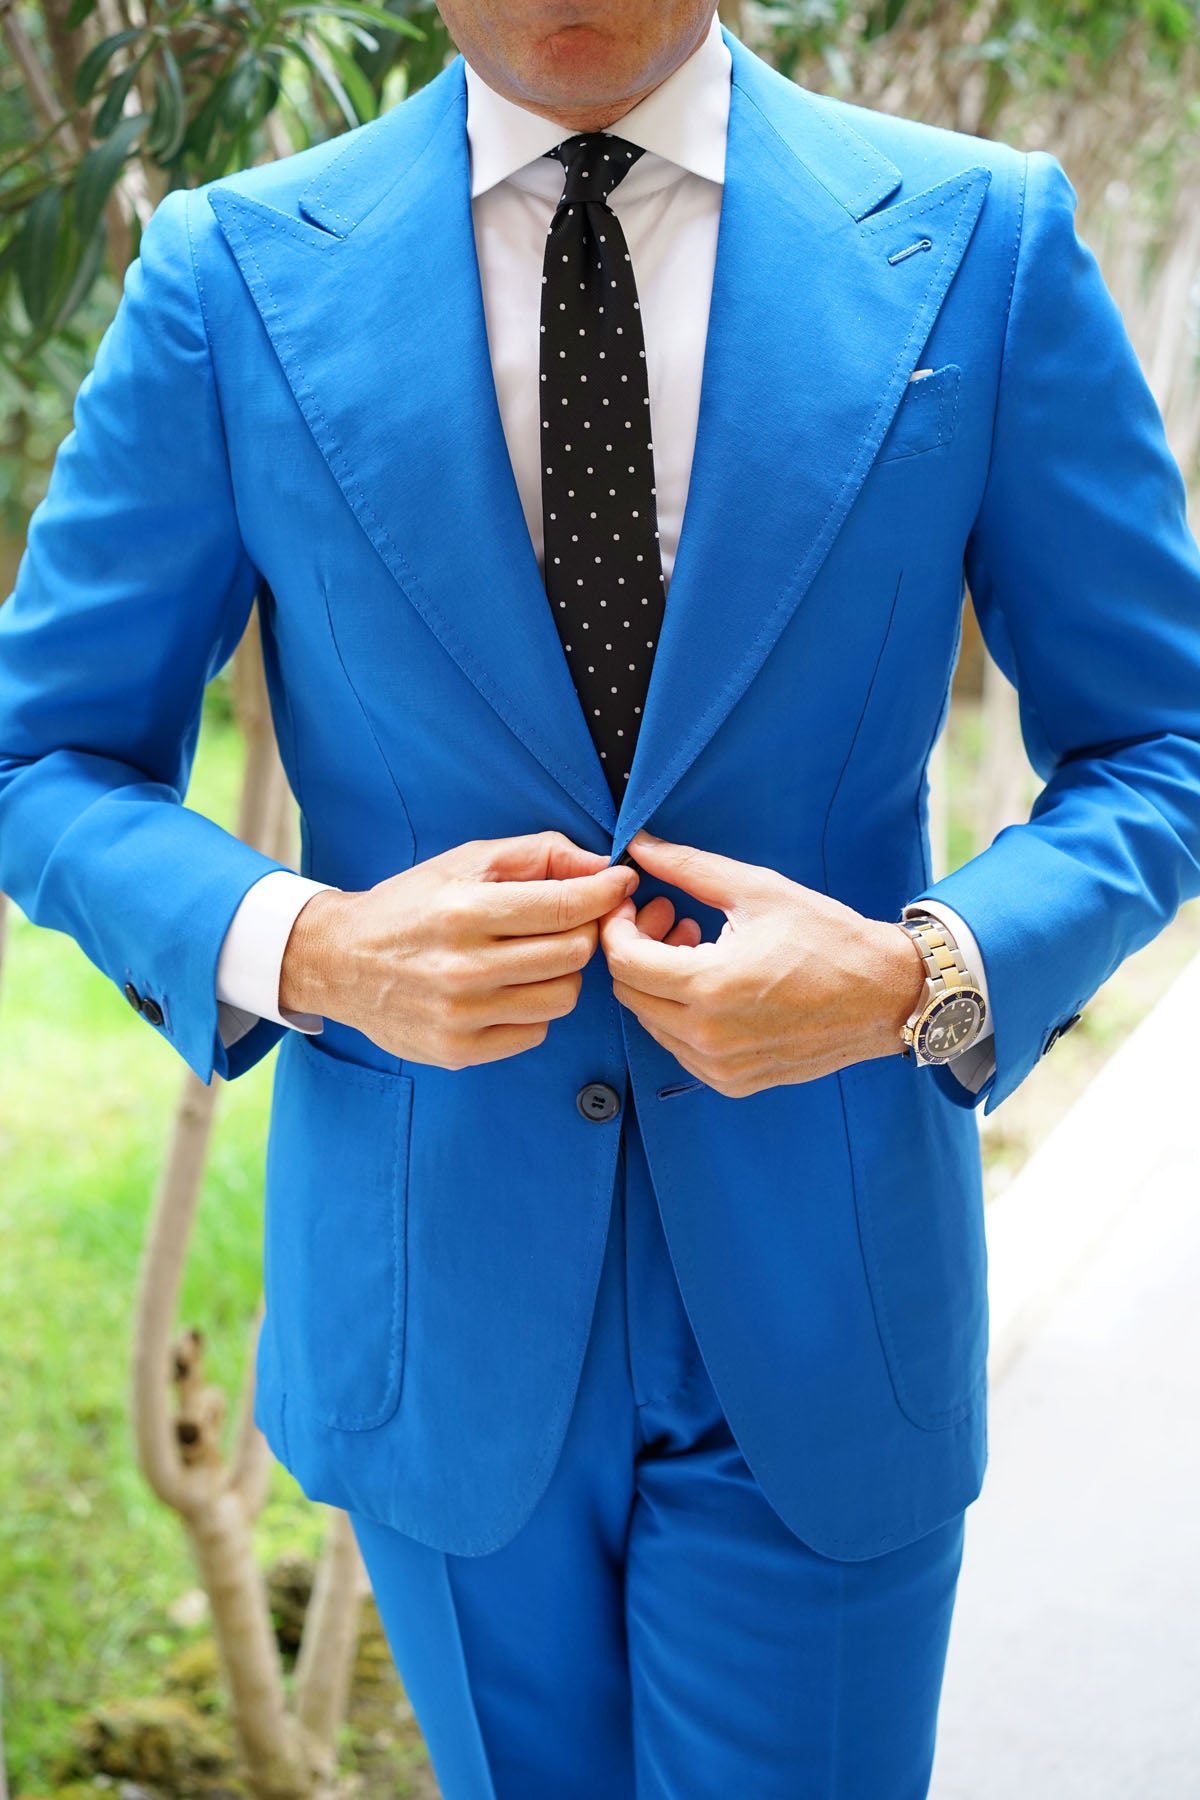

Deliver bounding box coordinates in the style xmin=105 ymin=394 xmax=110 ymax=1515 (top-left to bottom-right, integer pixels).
xmin=599 ymin=829 xmax=927 ymax=1098
xmin=279 ymin=831 xmax=639 ymax=1069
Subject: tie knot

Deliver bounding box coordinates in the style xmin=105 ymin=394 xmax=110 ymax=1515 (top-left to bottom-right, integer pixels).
xmin=544 ymin=132 xmax=644 ymax=207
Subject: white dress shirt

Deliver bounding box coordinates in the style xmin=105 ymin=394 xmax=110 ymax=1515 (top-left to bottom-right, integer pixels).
xmin=215 ymin=11 xmax=994 ymax=1090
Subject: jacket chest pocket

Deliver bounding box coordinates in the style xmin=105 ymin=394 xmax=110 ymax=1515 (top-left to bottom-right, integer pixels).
xmin=875 ymin=363 xmax=961 ymax=465
xmin=262 ymin=1031 xmax=413 ymax=1431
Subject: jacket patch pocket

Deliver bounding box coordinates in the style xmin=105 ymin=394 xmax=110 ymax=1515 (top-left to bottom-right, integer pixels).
xmin=838 ymin=1051 xmax=987 ymax=1430
xmin=875 ymin=363 xmax=960 ymax=466
xmin=262 ymin=1030 xmax=413 ymax=1431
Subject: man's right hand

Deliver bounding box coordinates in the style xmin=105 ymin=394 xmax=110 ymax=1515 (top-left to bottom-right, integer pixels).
xmin=277 ymin=831 xmax=641 ymax=1069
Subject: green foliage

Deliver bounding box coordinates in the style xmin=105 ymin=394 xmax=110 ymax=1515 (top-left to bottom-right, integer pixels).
xmin=0 ymin=0 xmax=452 ymax=412
xmin=753 ymin=0 xmax=1199 ymax=108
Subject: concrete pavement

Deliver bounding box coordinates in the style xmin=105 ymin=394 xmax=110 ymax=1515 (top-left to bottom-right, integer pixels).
xmin=929 ymin=953 xmax=1200 ymax=1798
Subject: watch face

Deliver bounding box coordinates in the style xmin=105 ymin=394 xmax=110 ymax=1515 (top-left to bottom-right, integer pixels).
xmin=916 ymin=990 xmax=985 ymax=1063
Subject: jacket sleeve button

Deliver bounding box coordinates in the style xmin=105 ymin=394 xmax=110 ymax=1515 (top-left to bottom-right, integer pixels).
xmin=141 ymin=997 xmax=165 ymax=1028
xmin=122 ymin=982 xmax=145 ymax=1014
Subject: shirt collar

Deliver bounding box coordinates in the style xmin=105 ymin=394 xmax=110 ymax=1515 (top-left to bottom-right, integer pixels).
xmin=464 ymin=10 xmax=730 ymax=200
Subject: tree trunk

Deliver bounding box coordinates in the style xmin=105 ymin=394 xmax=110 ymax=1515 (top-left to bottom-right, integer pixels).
xmin=293 ymin=1509 xmax=369 ymax=1766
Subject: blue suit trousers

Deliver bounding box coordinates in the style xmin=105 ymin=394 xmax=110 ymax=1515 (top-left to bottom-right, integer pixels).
xmin=349 ymin=1078 xmax=966 ymax=1798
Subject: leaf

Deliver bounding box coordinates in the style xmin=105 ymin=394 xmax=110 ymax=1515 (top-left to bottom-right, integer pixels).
xmin=146 ymin=48 xmax=187 ymax=163
xmin=73 ymin=113 xmax=149 ymax=244
xmin=46 ymin=213 xmax=108 ymax=336
xmin=247 ymin=65 xmax=282 ymax=129
xmin=93 ymin=61 xmax=141 ymax=138
xmin=180 ymin=76 xmax=228 ymax=165
xmin=219 ymin=56 xmax=265 ymax=127
xmin=280 ymin=1 xmax=424 ymax=37
xmin=283 ymin=33 xmax=359 ymax=129
xmin=333 ymin=19 xmax=383 ymax=54
xmin=65 ymin=0 xmax=100 ymax=29
xmin=74 ymin=29 xmax=142 ymax=104
xmin=14 ymin=187 xmax=62 ymax=330
xmin=322 ymin=38 xmax=378 ymax=121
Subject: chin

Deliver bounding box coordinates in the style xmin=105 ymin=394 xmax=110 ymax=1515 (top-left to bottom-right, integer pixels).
xmin=530 ymin=23 xmax=638 ymax=92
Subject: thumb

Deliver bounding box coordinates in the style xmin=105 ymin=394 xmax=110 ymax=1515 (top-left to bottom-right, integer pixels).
xmin=625 ymin=830 xmax=773 ymax=914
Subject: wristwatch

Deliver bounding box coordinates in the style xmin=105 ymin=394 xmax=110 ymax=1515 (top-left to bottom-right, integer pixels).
xmin=898 ymin=912 xmax=987 ymax=1065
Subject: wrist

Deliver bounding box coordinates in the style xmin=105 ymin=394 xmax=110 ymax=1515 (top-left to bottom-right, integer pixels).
xmin=279 ymin=887 xmax=355 ymax=1018
xmin=868 ymin=920 xmax=928 ymax=1057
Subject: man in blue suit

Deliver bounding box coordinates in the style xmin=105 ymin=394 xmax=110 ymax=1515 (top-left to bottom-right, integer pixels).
xmin=3 ymin=0 xmax=1200 ymax=1791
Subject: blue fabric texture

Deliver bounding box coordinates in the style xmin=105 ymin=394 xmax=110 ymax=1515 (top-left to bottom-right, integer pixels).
xmin=350 ymin=1090 xmax=966 ymax=1799
xmin=2 ymin=26 xmax=1199 ymax=1558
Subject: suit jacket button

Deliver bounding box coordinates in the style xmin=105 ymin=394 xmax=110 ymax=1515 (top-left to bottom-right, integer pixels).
xmin=123 ymin=982 xmax=145 ymax=1013
xmin=1044 ymin=1011 xmax=1082 ymax=1054
xmin=141 ymin=997 xmax=164 ymax=1027
xmin=577 ymin=1081 xmax=621 ymax=1122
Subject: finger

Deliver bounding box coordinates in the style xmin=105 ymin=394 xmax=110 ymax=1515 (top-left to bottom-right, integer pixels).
xmin=481 ymin=926 xmax=601 ymax=987
xmin=635 ymin=894 xmax=678 ymax=939
xmin=634 ymin=894 xmax=704 ymax=950
xmin=472 ymin=830 xmax=616 ymax=885
xmin=600 ymin=906 xmax=709 ymax=999
xmin=627 ymin=1010 xmax=710 ymax=1085
xmin=665 ymin=917 xmax=703 ymax=947
xmin=625 ymin=829 xmax=775 ymax=913
xmin=482 ymin=863 xmax=639 ymax=936
xmin=611 ymin=979 xmax=689 ymax=1033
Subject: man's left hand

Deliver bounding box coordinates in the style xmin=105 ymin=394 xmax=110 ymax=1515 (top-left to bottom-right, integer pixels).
xmin=599 ymin=829 xmax=927 ymax=1098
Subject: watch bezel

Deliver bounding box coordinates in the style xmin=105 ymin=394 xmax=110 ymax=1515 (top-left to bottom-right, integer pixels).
xmin=910 ymin=985 xmax=987 ymax=1064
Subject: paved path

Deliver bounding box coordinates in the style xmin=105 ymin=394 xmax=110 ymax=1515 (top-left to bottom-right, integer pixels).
xmin=930 ymin=954 xmax=1200 ymax=1798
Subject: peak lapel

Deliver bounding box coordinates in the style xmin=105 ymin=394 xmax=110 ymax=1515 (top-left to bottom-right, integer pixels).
xmin=206 ymin=58 xmax=620 ymax=835
xmin=614 ymin=30 xmax=991 ymax=847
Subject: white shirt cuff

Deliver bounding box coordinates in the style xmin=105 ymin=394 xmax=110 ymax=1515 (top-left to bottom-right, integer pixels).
xmin=901 ymin=898 xmax=995 ymax=1095
xmin=215 ymin=870 xmax=340 ymax=1047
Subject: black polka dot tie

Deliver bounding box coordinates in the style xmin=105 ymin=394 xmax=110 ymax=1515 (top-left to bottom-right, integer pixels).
xmin=540 ymin=131 xmax=666 ymax=808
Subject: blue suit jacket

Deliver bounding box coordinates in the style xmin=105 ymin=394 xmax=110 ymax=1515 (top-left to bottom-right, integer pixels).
xmin=3 ymin=28 xmax=1200 ymax=1559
